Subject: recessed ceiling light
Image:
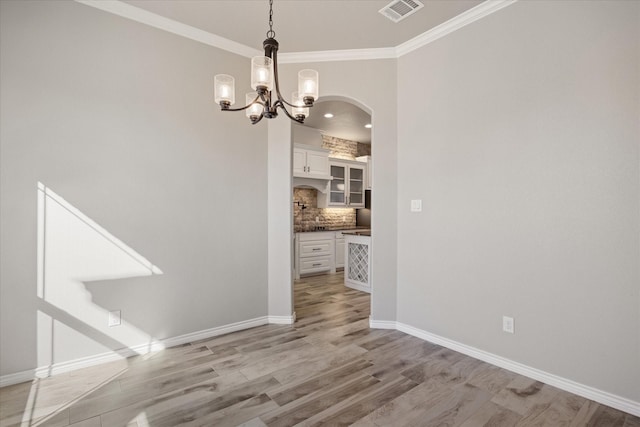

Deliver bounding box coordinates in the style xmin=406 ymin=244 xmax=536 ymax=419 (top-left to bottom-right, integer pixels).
xmin=324 ymin=113 xmax=334 ymax=118
xmin=364 ymin=123 xmax=372 ymax=129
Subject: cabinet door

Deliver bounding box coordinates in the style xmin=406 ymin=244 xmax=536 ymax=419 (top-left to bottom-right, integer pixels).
xmin=335 ymin=238 xmax=345 ymax=269
xmin=306 ymin=150 xmax=329 ymax=177
xmin=347 ymin=165 xmax=365 ymax=208
xmin=329 ymin=164 xmax=347 ymax=206
xmin=293 ymin=148 xmax=307 ymax=176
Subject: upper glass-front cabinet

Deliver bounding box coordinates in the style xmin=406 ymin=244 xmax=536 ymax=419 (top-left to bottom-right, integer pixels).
xmin=330 ymin=165 xmax=346 ymax=204
xmin=348 ymin=166 xmax=364 ymax=206
xmin=320 ymin=160 xmax=366 ymax=208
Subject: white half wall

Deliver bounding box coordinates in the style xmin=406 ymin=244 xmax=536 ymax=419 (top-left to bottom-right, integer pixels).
xmin=397 ymin=0 xmax=639 ymax=403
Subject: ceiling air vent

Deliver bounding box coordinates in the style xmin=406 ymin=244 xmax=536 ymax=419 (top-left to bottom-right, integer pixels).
xmin=379 ymin=0 xmax=424 ymax=23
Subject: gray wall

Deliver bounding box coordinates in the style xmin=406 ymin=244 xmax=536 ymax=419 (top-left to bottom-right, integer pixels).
xmin=397 ymin=0 xmax=639 ymax=401
xmin=0 ymin=1 xmax=267 ymax=375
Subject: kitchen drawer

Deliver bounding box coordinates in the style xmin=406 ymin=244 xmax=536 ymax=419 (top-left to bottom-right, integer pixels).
xmin=299 ymin=239 xmax=332 ymax=258
xmin=299 ymin=256 xmax=332 ymax=274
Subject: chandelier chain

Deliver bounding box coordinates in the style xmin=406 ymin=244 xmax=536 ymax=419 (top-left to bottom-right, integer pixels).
xmin=267 ymin=0 xmax=275 ymax=39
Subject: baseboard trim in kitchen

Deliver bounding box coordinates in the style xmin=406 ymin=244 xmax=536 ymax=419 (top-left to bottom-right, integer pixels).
xmin=0 ymin=315 xmax=271 ymax=388
xmin=381 ymin=321 xmax=640 ymax=417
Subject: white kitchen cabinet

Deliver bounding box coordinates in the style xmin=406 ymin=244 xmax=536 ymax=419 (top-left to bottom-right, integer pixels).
xmin=335 ymin=231 xmax=345 ymax=269
xmin=318 ymin=159 xmax=366 ymax=208
xmin=295 ymin=231 xmax=335 ymax=279
xmin=293 ymin=144 xmax=330 ymax=178
xmin=356 ymin=155 xmax=372 ymax=190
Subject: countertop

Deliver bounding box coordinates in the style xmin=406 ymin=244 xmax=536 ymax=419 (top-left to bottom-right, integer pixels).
xmin=295 ymin=226 xmax=370 ymax=233
xmin=341 ymin=230 xmax=371 ymax=236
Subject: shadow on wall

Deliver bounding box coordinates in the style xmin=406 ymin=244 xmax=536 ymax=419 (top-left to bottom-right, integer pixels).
xmin=13 ymin=183 xmax=167 ymax=424
xmin=36 ymin=182 xmax=165 ymax=374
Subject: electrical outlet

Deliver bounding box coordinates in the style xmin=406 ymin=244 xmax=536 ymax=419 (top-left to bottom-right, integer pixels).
xmin=502 ymin=316 xmax=514 ymax=334
xmin=342 ymin=216 xmax=346 ymax=222
xmin=315 ymin=216 xmax=319 ymax=223
xmin=411 ymin=199 xmax=422 ymax=212
xmin=108 ymin=310 xmax=121 ymax=327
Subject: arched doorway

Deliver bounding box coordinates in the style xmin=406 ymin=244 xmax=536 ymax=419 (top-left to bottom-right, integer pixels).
xmin=291 ymin=96 xmax=374 ymax=324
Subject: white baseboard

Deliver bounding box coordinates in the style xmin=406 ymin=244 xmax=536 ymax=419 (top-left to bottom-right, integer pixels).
xmin=0 ymin=316 xmax=270 ymax=388
xmin=268 ymin=312 xmax=296 ymax=325
xmin=395 ymin=321 xmax=640 ymax=417
xmin=0 ymin=370 xmax=35 ymax=388
xmin=369 ymin=317 xmax=397 ymax=330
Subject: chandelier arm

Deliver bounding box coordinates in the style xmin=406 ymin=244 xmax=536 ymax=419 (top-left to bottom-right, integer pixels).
xmin=250 ymin=113 xmax=265 ymax=125
xmin=270 ymin=48 xmax=300 ymax=109
xmin=221 ymin=94 xmax=263 ymax=112
xmin=274 ymin=100 xmax=304 ymax=123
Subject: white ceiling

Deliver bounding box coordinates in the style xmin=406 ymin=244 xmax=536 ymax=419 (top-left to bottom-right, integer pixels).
xmin=122 ymin=0 xmax=484 ymax=52
xmin=302 ymin=100 xmax=372 ymax=143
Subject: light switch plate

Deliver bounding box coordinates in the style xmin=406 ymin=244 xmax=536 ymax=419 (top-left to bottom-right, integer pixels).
xmin=411 ymin=199 xmax=422 ymax=212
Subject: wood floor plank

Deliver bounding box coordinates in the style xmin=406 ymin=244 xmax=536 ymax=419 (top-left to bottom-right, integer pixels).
xmin=99 ymin=374 xmax=280 ymax=427
xmin=624 ymin=414 xmax=640 ymax=427
xmin=581 ymin=404 xmax=628 ymax=427
xmin=267 ymin=358 xmax=373 ymax=406
xmin=515 ymin=390 xmax=585 ymax=427
xmin=71 ymin=370 xmax=249 ymax=424
xmin=269 ymin=343 xmax=368 ymax=386
xmin=180 ymin=393 xmax=278 ymax=427
xmin=402 ymin=383 xmax=493 ymax=427
xmin=458 ymin=401 xmax=523 ymax=427
xmin=302 ymin=375 xmax=419 ymax=426
xmin=261 ymin=373 xmax=381 ymax=427
xmin=466 ymin=363 xmax=519 ymax=394
xmin=350 ymin=377 xmax=458 ymax=426
xmin=490 ymin=376 xmax=560 ymax=418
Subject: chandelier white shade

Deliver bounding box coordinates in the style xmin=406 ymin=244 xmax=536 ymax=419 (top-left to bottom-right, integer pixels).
xmin=214 ymin=74 xmax=235 ymax=106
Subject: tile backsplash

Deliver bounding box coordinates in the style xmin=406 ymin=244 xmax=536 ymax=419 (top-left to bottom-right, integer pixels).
xmin=293 ymin=188 xmax=356 ymax=232
xmin=322 ymin=135 xmax=371 ymax=160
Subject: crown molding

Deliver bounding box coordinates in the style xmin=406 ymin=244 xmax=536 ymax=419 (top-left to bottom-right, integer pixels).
xmin=74 ymin=0 xmax=261 ymax=58
xmin=75 ymin=0 xmax=517 ymax=62
xmin=278 ymin=47 xmax=397 ymax=64
xmin=396 ymin=0 xmax=518 ymax=57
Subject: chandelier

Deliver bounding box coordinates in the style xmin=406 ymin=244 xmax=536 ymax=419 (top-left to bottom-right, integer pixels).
xmin=213 ymin=0 xmax=319 ymax=124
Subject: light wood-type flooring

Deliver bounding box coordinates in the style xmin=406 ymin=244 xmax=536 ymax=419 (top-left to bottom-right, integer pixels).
xmin=1 ymin=272 xmax=639 ymax=426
